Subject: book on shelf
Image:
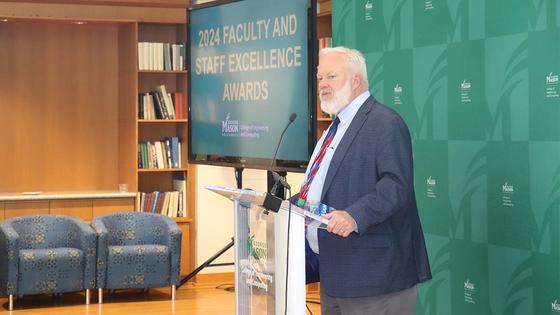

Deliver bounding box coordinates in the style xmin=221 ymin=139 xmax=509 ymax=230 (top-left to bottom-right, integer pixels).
xmin=138 ymin=85 xmax=181 ymax=120
xmin=173 ymin=177 xmax=187 ymax=218
xmin=154 ymin=85 xmax=176 ymax=119
xmin=319 ymin=37 xmax=332 ymax=49
xmin=173 ymin=92 xmax=184 ymax=119
xmin=138 ymin=137 xmax=181 ymax=169
xmin=137 ymin=191 xmax=185 ymax=218
xmin=138 ymin=42 xmax=186 ymax=71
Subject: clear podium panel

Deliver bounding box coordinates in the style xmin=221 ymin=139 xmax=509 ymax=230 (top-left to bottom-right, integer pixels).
xmin=208 ymin=186 xmax=309 ymax=315
xmin=237 ymin=203 xmax=277 ymax=314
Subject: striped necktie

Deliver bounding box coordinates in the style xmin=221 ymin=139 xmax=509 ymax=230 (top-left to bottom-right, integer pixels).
xmin=297 ymin=117 xmax=340 ymax=207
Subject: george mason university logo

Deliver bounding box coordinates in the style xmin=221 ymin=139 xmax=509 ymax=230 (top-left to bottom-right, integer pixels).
xmin=502 ymin=182 xmax=514 ymax=193
xmin=464 ymin=279 xmax=476 ymax=304
xmin=552 ymin=299 xmax=560 ymax=313
xmin=426 ymin=176 xmax=437 ymax=198
xmin=461 ymin=80 xmax=472 ymax=103
xmin=221 ymin=112 xmax=239 ymax=134
xmin=547 ymin=72 xmax=559 ymax=84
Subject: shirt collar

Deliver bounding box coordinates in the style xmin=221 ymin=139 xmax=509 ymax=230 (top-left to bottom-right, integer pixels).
xmin=336 ymin=91 xmax=370 ymax=126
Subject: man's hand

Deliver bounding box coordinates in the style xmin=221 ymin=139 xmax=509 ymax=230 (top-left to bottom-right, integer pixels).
xmin=324 ymin=210 xmax=357 ymax=238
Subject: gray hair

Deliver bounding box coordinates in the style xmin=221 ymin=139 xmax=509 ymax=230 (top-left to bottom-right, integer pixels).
xmin=319 ymin=46 xmax=369 ymax=86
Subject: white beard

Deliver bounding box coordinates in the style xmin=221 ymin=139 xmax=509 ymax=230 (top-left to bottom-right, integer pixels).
xmin=320 ymin=80 xmax=352 ymax=115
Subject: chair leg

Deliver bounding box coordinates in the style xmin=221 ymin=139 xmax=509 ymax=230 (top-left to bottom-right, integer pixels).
xmin=86 ymin=289 xmax=90 ymax=305
xmin=9 ymin=294 xmax=13 ymax=311
xmin=98 ymin=288 xmax=103 ymax=304
xmin=171 ymin=285 xmax=176 ymax=301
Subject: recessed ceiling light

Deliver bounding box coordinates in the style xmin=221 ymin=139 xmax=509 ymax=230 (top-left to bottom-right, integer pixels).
xmin=73 ymin=21 xmax=87 ymax=25
xmin=1 ymin=19 xmax=8 ymax=22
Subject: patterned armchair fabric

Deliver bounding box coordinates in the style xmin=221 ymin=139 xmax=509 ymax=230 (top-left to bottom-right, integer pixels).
xmin=0 ymin=215 xmax=96 ymax=296
xmin=92 ymin=212 xmax=182 ymax=290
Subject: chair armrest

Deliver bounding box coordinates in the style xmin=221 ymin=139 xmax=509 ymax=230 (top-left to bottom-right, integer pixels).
xmin=160 ymin=217 xmax=182 ymax=286
xmin=91 ymin=219 xmax=109 ymax=289
xmin=68 ymin=217 xmax=97 ymax=290
xmin=0 ymin=222 xmax=19 ymax=295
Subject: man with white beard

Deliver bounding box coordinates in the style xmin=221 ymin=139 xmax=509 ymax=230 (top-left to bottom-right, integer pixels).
xmin=294 ymin=47 xmax=432 ymax=315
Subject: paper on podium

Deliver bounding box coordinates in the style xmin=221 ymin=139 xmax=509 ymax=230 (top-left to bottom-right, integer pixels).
xmin=206 ymin=185 xmax=329 ymax=226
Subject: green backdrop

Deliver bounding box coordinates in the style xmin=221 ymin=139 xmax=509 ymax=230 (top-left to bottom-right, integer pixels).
xmin=332 ymin=1 xmax=560 ymax=314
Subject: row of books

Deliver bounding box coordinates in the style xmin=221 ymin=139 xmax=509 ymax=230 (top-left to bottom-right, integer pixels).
xmin=139 ymin=89 xmax=185 ymax=119
xmin=138 ymin=137 xmax=182 ymax=169
xmin=138 ymin=42 xmax=186 ymax=71
xmin=319 ymin=37 xmax=332 ymax=49
xmin=136 ymin=185 xmax=187 ymax=217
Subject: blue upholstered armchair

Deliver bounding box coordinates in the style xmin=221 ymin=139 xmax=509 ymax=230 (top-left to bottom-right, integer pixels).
xmin=0 ymin=215 xmax=96 ymax=311
xmin=92 ymin=212 xmax=181 ymax=303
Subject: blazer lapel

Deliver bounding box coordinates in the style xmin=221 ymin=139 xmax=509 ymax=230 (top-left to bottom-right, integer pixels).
xmin=321 ymin=96 xmax=375 ymax=201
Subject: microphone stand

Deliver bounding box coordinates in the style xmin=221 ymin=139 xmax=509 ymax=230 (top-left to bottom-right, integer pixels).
xmin=263 ymin=113 xmax=296 ymax=212
xmin=177 ymin=167 xmax=243 ymax=288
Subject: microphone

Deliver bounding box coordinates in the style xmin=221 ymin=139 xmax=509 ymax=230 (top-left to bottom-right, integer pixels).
xmin=270 ymin=113 xmax=296 ymax=190
xmin=270 ymin=113 xmax=297 ymax=170
xmin=263 ymin=113 xmax=297 ymax=212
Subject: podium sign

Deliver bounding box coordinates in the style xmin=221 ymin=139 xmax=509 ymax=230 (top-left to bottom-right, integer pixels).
xmin=207 ymin=185 xmax=310 ymax=314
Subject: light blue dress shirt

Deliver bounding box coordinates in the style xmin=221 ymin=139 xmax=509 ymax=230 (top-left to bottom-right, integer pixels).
xmin=305 ymin=91 xmax=371 ymax=253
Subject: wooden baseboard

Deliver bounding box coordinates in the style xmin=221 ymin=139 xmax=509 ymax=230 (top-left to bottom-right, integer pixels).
xmin=194 ymin=272 xmax=234 ymax=284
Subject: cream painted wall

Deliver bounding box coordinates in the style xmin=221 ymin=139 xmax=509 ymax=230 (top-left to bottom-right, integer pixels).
xmin=196 ymin=165 xmax=305 ymax=273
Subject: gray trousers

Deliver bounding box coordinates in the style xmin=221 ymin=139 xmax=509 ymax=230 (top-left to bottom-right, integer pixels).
xmin=320 ymin=285 xmax=417 ymax=315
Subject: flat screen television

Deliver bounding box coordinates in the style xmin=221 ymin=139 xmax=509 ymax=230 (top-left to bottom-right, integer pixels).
xmin=188 ymin=0 xmax=316 ymax=172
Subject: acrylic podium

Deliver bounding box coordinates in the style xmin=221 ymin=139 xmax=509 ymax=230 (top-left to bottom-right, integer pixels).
xmin=206 ymin=185 xmax=327 ymax=315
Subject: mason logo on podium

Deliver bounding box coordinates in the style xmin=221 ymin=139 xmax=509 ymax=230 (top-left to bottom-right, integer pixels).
xmin=247 ymin=234 xmax=267 ymax=261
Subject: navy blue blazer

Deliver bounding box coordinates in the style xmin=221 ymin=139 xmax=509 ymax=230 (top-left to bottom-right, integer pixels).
xmin=316 ymin=95 xmax=432 ymax=298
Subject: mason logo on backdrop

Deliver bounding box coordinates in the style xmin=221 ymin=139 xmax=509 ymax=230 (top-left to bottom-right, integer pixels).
xmin=501 ymin=182 xmax=514 ymax=207
xmin=464 ymin=279 xmax=476 ymax=304
xmin=461 ymin=80 xmax=472 ymax=103
xmin=552 ymin=299 xmax=560 ymax=313
xmin=364 ymin=0 xmax=373 ymax=21
xmin=424 ymin=0 xmax=435 ymax=10
xmin=426 ymin=176 xmax=437 ymax=199
xmin=546 ymin=72 xmax=559 ymax=98
xmin=394 ymin=84 xmax=403 ymax=105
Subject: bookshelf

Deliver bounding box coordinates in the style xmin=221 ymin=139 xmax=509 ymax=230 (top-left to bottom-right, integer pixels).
xmin=316 ymin=0 xmax=333 ymax=139
xmin=0 ymin=2 xmax=195 ymax=277
xmin=136 ymin=21 xmax=196 ymax=276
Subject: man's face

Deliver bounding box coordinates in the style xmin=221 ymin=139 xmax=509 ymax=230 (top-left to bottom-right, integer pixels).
xmin=317 ymin=53 xmax=353 ymax=115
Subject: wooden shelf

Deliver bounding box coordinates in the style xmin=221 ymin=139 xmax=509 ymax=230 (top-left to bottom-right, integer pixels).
xmin=139 ymin=119 xmax=188 ymax=123
xmin=317 ymin=117 xmax=333 ymax=122
xmin=173 ymin=217 xmax=193 ymax=223
xmin=138 ymin=167 xmax=188 ymax=172
xmin=139 ymin=70 xmax=187 ymax=74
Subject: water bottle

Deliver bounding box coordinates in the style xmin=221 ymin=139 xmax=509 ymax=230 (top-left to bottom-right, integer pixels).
xmin=306 ymin=201 xmax=335 ymax=216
